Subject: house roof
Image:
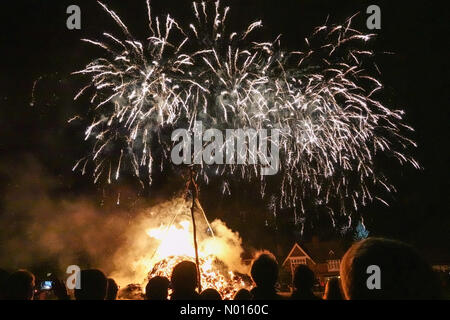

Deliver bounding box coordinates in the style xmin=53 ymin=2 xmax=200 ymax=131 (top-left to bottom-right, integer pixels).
xmin=302 ymin=241 xmax=347 ymax=263
xmin=282 ymin=241 xmax=349 ymax=267
xmin=282 ymin=243 xmax=316 ymax=266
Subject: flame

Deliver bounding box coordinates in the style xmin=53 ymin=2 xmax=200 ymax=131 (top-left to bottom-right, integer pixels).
xmin=145 ymin=220 xmax=251 ymax=300
xmin=146 ymin=221 xmax=196 ymax=258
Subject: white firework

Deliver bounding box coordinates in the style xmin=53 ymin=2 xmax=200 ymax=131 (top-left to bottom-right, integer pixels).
xmin=72 ymin=1 xmax=419 ymax=226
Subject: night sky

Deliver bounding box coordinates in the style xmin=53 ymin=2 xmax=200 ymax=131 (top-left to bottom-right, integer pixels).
xmin=0 ymin=0 xmax=449 ymax=267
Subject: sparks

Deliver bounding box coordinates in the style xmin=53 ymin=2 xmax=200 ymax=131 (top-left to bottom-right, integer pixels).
xmin=73 ymin=1 xmax=418 ymax=227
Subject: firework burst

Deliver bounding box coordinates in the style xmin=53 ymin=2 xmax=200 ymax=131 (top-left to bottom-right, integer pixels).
xmin=72 ymin=0 xmax=419 ymax=227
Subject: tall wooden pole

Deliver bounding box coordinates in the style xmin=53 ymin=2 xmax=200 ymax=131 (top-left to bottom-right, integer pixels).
xmin=188 ymin=168 xmax=202 ymax=293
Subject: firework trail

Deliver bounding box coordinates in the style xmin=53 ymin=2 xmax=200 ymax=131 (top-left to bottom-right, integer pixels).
xmin=73 ymin=1 xmax=190 ymax=187
xmin=72 ymin=1 xmax=419 ymax=227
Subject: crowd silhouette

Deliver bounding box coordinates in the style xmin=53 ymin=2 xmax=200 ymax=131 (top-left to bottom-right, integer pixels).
xmin=0 ymin=238 xmax=446 ymax=300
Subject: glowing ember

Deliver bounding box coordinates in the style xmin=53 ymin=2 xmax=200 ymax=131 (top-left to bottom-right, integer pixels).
xmin=149 ymin=255 xmax=250 ymax=300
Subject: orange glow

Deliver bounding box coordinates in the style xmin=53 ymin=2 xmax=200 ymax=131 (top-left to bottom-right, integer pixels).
xmin=144 ymin=220 xmax=250 ymax=299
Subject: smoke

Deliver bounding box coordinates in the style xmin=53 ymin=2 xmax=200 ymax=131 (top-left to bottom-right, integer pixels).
xmin=108 ymin=197 xmax=193 ymax=285
xmin=0 ymin=156 xmax=249 ymax=287
xmin=109 ymin=198 xmax=250 ymax=286
xmin=202 ymin=220 xmax=248 ymax=274
xmin=0 ymin=156 xmax=129 ymax=273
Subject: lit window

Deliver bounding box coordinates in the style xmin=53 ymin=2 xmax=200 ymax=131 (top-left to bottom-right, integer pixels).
xmin=327 ymin=259 xmax=340 ymax=271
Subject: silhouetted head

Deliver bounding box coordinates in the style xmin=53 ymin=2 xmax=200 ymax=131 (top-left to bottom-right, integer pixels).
xmin=74 ymin=269 xmax=108 ymax=300
xmin=171 ymin=261 xmax=198 ymax=294
xmin=145 ymin=276 xmax=170 ymax=300
xmin=251 ymin=252 xmax=279 ymax=289
xmin=233 ymin=288 xmax=253 ymax=300
xmin=106 ymin=278 xmax=119 ymax=300
xmin=293 ymin=265 xmax=315 ymax=291
xmin=3 ymin=269 xmax=35 ymax=300
xmin=0 ymin=269 xmax=10 ymax=299
xmin=340 ymin=237 xmax=442 ymax=300
xmin=323 ymin=277 xmax=343 ymax=300
xmin=200 ymin=288 xmax=222 ymax=300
